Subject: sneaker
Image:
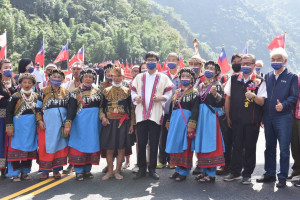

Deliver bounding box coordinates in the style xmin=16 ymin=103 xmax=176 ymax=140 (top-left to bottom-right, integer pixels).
xmin=224 ymin=173 xmax=242 ymax=182
xmin=242 ymin=177 xmax=251 ymax=185
xmin=132 ymin=165 xmax=139 ymax=173
xmin=256 ymin=174 xmax=276 ymax=183
xmin=216 ymin=166 xmax=230 ymax=175
xmin=156 ymin=162 xmax=165 ymax=169
xmin=294 ymin=179 xmax=300 ymax=187
xmin=276 ymin=178 xmax=286 ymax=188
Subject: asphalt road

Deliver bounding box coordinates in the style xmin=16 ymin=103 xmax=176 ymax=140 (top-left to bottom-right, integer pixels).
xmin=0 ymin=128 xmax=300 ymax=200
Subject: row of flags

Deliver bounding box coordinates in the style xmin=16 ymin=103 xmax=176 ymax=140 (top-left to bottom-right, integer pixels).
xmin=0 ymin=30 xmax=286 ymax=75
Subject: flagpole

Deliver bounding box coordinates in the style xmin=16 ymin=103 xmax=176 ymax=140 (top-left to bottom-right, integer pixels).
xmin=284 ymin=31 xmax=287 ymax=48
xmin=4 ymin=29 xmax=6 ymax=59
xmin=43 ymin=34 xmax=45 ymax=69
xmin=67 ymin=40 xmax=69 ymax=71
xmin=82 ymin=44 xmax=84 ymax=63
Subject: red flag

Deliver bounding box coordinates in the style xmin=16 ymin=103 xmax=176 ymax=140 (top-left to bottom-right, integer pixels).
xmin=157 ymin=61 xmax=162 ymax=72
xmin=179 ymin=57 xmax=185 ymax=69
xmin=126 ymin=62 xmax=129 ymax=70
xmin=54 ymin=42 xmax=69 ymax=64
xmin=0 ymin=31 xmax=7 ymax=59
xmin=68 ymin=46 xmax=84 ymax=67
xmin=217 ymin=47 xmax=230 ymax=74
xmin=35 ymin=38 xmax=45 ymax=66
xmin=130 ymin=63 xmax=133 ymax=68
xmin=162 ymin=59 xmax=168 ymax=71
xmin=115 ymin=60 xmax=120 ymax=65
xmin=268 ymin=34 xmax=285 ymax=50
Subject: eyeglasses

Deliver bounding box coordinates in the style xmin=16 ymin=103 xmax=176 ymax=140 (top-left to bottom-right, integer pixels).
xmin=241 ymin=62 xmax=254 ymax=66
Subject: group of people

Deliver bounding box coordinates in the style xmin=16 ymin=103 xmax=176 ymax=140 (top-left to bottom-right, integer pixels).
xmin=0 ymin=48 xmax=299 ymax=189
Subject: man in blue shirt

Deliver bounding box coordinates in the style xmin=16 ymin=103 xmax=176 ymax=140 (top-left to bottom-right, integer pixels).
xmin=257 ymin=48 xmax=299 ymax=188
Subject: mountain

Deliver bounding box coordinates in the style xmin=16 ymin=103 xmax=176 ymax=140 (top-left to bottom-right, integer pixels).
xmin=0 ymin=0 xmax=195 ymax=69
xmin=153 ymin=0 xmax=299 ymax=74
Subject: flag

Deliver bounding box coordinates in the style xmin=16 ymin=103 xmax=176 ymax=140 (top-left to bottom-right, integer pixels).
xmin=35 ymin=38 xmax=45 ymax=66
xmin=179 ymin=57 xmax=185 ymax=69
xmin=68 ymin=46 xmax=84 ymax=67
xmin=217 ymin=47 xmax=230 ymax=74
xmin=268 ymin=34 xmax=285 ymax=50
xmin=53 ymin=42 xmax=69 ymax=64
xmin=161 ymin=59 xmax=168 ymax=71
xmin=115 ymin=60 xmax=120 ymax=66
xmin=0 ymin=30 xmax=7 ymax=60
xmin=157 ymin=61 xmax=162 ymax=72
xmin=242 ymin=41 xmax=249 ymax=54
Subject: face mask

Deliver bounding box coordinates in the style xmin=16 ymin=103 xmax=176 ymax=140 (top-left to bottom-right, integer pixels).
xmin=232 ymin=64 xmax=241 ymax=72
xmin=51 ymin=79 xmax=62 ymax=87
xmin=106 ymin=77 xmax=112 ymax=81
xmin=241 ymin=66 xmax=252 ymax=74
xmin=28 ymin=67 xmax=34 ymax=73
xmin=192 ymin=68 xmax=199 ymax=74
xmin=36 ymin=66 xmax=40 ymax=70
xmin=146 ymin=62 xmax=157 ymax=70
xmin=21 ymin=88 xmax=33 ymax=94
xmin=204 ymin=70 xmax=214 ymax=79
xmin=82 ymin=84 xmax=92 ymax=90
xmin=3 ymin=69 xmax=13 ymax=77
xmin=167 ymin=62 xmax=177 ymax=69
xmin=141 ymin=69 xmax=147 ymax=73
xmin=271 ymin=62 xmax=283 ymax=70
xmin=181 ymin=79 xmax=191 ymax=86
xmin=112 ymin=81 xmax=122 ymax=87
xmin=255 ymin=68 xmax=261 ymax=72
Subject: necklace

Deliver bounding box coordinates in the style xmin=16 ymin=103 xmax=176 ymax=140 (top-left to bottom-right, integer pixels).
xmin=78 ymin=87 xmax=93 ymax=107
xmin=20 ymin=90 xmax=35 ymax=109
xmin=51 ymin=86 xmax=61 ymax=99
xmin=199 ymin=83 xmax=212 ymax=102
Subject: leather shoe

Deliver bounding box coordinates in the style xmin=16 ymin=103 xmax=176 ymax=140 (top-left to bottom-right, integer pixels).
xmin=276 ymin=178 xmax=286 ymax=188
xmin=256 ymin=174 xmax=276 ymax=183
xmin=133 ymin=171 xmax=146 ymax=180
xmin=149 ymin=170 xmax=159 ymax=180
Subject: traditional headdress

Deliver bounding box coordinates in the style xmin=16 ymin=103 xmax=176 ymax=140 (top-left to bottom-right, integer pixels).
xmin=104 ymin=63 xmax=113 ymax=72
xmin=79 ymin=68 xmax=97 ymax=82
xmin=204 ymin=60 xmax=221 ymax=77
xmin=111 ymin=66 xmax=124 ymax=76
xmin=49 ymin=69 xmax=65 ymax=79
xmin=18 ymin=73 xmax=36 ymax=85
xmin=178 ymin=68 xmax=196 ymax=83
xmin=188 ymin=55 xmax=205 ymax=64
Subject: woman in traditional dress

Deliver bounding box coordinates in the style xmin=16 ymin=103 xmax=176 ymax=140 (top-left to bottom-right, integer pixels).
xmin=0 ymin=59 xmax=17 ymax=177
xmin=64 ymin=68 xmax=102 ymax=181
xmin=36 ymin=69 xmax=70 ymax=180
xmin=100 ymin=66 xmax=134 ymax=180
xmin=6 ymin=73 xmax=38 ymax=182
xmin=194 ymin=60 xmax=225 ymax=183
xmin=166 ymin=68 xmax=199 ymax=181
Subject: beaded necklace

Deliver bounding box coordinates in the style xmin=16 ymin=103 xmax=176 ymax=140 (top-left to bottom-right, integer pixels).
xmin=199 ymin=79 xmax=213 ymax=102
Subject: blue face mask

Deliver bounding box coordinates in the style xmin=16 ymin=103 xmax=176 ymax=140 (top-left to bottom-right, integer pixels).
xmin=271 ymin=62 xmax=283 ymax=70
xmin=204 ymin=70 xmax=214 ymax=79
xmin=167 ymin=62 xmax=177 ymax=69
xmin=181 ymin=79 xmax=191 ymax=86
xmin=241 ymin=66 xmax=252 ymax=74
xmin=146 ymin=62 xmax=157 ymax=70
xmin=106 ymin=77 xmax=112 ymax=81
xmin=51 ymin=79 xmax=62 ymax=87
xmin=255 ymin=68 xmax=261 ymax=72
xmin=192 ymin=68 xmax=199 ymax=74
xmin=3 ymin=69 xmax=13 ymax=77
xmin=36 ymin=66 xmax=40 ymax=70
xmin=82 ymin=84 xmax=92 ymax=90
xmin=141 ymin=69 xmax=147 ymax=73
xmin=28 ymin=67 xmax=34 ymax=73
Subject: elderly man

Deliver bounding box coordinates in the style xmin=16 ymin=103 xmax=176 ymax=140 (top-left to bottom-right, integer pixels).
xmin=131 ymin=51 xmax=174 ymax=180
xmin=256 ymin=48 xmax=298 ymax=188
xmin=33 ymin=62 xmax=46 ymax=85
xmin=62 ymin=62 xmax=84 ymax=92
xmin=255 ymin=60 xmax=264 ymax=78
xmin=224 ymin=54 xmax=267 ymax=185
xmin=188 ymin=55 xmax=206 ymax=90
xmin=38 ymin=63 xmax=57 ymax=90
xmin=157 ymin=52 xmax=181 ymax=169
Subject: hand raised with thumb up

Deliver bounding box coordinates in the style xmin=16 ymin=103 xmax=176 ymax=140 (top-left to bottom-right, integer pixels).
xmin=275 ymin=99 xmax=283 ymax=112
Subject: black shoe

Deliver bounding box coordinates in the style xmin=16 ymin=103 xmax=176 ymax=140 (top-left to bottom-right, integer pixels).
xmin=133 ymin=171 xmax=146 ymax=180
xmin=149 ymin=170 xmax=159 ymax=180
xmin=192 ymin=166 xmax=203 ymax=175
xmin=287 ymin=172 xmax=300 ymax=179
xmin=294 ymin=179 xmax=300 ymax=187
xmin=242 ymin=177 xmax=252 ymax=185
xmin=223 ymin=173 xmax=242 ymax=182
xmin=276 ymin=178 xmax=286 ymax=188
xmin=256 ymin=174 xmax=276 ymax=183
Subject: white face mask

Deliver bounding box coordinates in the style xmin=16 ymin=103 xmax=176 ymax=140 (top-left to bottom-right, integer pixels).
xmin=21 ymin=88 xmax=33 ymax=94
xmin=112 ymin=81 xmax=122 ymax=87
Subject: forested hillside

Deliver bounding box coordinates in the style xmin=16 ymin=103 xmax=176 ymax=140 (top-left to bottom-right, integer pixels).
xmin=0 ymin=0 xmax=198 ymax=69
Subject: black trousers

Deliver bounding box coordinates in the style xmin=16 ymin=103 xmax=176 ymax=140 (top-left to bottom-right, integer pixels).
xmin=11 ymin=160 xmax=32 ymax=170
xmin=230 ymin=122 xmax=260 ymax=178
xmin=158 ymin=115 xmax=170 ymax=165
xmin=223 ymin=127 xmax=233 ymax=167
xmin=137 ymin=120 xmax=161 ymax=172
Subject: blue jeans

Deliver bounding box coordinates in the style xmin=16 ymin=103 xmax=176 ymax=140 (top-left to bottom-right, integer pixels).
xmin=264 ymin=113 xmax=293 ymax=179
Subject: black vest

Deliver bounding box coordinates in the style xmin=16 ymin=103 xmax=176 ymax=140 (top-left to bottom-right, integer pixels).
xmin=230 ymin=74 xmax=263 ymax=125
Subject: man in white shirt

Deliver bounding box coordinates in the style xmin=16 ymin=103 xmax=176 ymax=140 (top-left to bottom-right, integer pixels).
xmin=223 ymin=54 xmax=267 ymax=185
xmin=33 ymin=63 xmax=46 ymax=84
xmin=131 ymin=51 xmax=174 ymax=180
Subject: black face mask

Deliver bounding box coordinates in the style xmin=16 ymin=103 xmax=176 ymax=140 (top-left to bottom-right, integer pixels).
xmin=232 ymin=64 xmax=241 ymax=72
